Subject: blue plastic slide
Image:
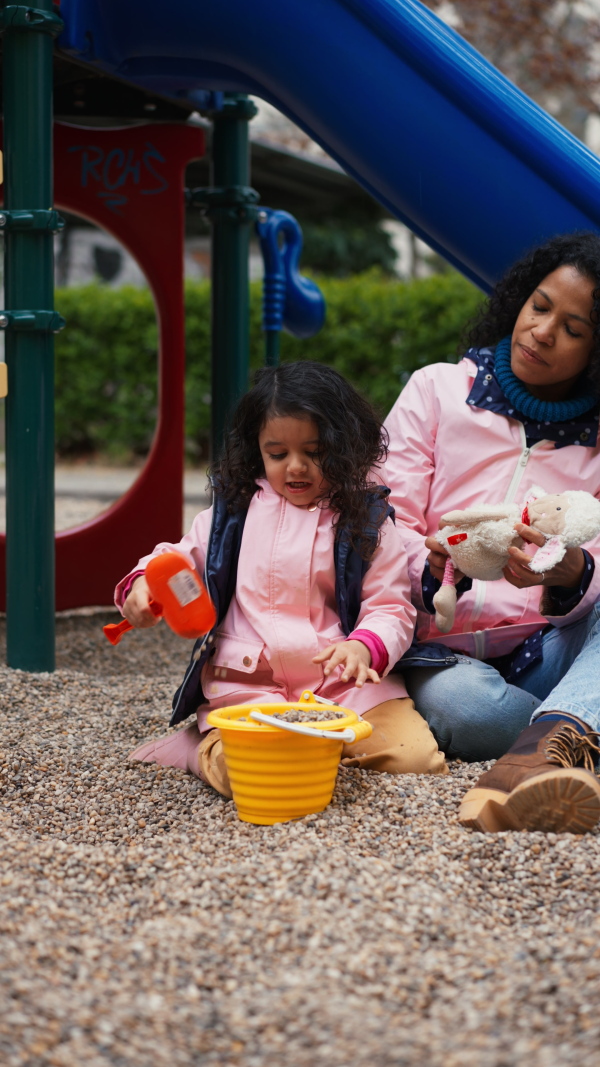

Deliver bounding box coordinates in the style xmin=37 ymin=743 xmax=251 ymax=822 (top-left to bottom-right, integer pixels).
xmin=59 ymin=0 xmax=600 ymax=290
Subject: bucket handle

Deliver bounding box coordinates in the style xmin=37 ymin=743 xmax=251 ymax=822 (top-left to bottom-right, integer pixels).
xmin=249 ymin=709 xmax=368 ymax=743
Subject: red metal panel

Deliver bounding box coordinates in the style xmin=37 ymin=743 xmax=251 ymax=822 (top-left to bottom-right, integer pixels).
xmin=0 ymin=121 xmax=205 ymax=609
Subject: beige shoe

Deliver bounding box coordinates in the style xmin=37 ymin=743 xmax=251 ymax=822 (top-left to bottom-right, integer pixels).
xmin=341 ymin=698 xmax=448 ymax=775
xmin=197 ymin=729 xmax=233 ymax=798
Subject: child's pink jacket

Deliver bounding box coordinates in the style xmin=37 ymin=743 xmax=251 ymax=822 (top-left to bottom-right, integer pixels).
xmin=115 ymin=479 xmax=416 ymax=720
xmin=383 ymin=360 xmax=600 ymax=660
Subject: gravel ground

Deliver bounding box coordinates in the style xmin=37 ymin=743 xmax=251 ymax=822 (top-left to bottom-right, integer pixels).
xmin=1 ymin=615 xmax=600 ymax=1067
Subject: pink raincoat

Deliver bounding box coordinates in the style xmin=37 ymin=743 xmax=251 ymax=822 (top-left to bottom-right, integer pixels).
xmin=115 ymin=479 xmax=416 ymax=730
xmin=382 ymin=359 xmax=600 ymax=660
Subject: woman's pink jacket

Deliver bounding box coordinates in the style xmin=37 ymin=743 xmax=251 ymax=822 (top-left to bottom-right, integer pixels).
xmin=382 ymin=359 xmax=600 ymax=661
xmin=115 ymin=478 xmax=415 ymax=715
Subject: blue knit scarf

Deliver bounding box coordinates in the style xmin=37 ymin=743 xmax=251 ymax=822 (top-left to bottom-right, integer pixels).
xmin=494 ymin=336 xmax=597 ymax=423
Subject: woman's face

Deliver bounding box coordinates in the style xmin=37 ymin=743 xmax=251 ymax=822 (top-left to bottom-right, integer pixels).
xmin=511 ymin=264 xmax=595 ymax=401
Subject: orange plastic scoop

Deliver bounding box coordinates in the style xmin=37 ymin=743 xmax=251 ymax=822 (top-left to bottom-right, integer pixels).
xmin=103 ymin=551 xmax=216 ymax=645
xmin=103 ymin=599 xmax=162 ymax=646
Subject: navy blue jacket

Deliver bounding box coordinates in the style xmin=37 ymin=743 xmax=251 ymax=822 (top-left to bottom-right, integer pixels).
xmin=170 ymin=488 xmax=400 ymax=725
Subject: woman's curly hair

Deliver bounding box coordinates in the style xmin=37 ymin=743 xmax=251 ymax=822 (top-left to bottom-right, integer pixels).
xmin=464 ymin=231 xmax=600 ymax=393
xmin=212 ymin=361 xmax=389 ymax=560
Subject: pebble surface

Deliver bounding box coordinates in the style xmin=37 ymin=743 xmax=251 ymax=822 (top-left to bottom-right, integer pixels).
xmin=1 ymin=613 xmax=600 ymax=1067
xmin=271 ymin=709 xmax=345 ymax=722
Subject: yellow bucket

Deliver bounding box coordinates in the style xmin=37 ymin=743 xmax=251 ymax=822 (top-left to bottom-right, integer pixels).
xmin=206 ymin=689 xmax=372 ymax=824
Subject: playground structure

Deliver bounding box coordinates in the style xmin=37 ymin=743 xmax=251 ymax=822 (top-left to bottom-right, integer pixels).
xmin=3 ymin=0 xmax=600 ymax=671
xmin=1 ymin=119 xmax=205 ymax=615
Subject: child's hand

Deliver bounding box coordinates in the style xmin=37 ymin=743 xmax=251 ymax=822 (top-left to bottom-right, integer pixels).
xmin=122 ymin=576 xmax=160 ymax=629
xmin=312 ymin=640 xmax=380 ymax=688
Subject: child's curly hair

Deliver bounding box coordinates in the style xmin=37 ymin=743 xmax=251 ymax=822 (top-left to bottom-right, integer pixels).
xmin=464 ymin=231 xmax=600 ymax=392
xmin=212 ymin=361 xmax=389 ymax=560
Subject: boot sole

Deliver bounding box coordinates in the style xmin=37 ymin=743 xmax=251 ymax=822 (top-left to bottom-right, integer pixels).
xmin=459 ymin=769 xmax=600 ymax=834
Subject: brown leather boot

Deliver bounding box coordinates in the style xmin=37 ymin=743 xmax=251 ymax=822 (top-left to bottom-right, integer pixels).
xmin=459 ymin=715 xmax=600 ymax=833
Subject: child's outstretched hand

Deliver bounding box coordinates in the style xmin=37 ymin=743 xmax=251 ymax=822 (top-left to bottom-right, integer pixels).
xmin=123 ymin=576 xmax=161 ymax=629
xmin=313 ymin=640 xmax=380 ymax=689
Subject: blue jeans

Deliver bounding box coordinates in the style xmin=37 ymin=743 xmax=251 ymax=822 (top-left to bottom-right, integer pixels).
xmin=404 ymin=604 xmax=600 ymax=762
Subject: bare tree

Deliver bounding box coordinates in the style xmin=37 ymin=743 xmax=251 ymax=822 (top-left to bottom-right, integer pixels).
xmin=423 ymin=0 xmax=600 ymax=137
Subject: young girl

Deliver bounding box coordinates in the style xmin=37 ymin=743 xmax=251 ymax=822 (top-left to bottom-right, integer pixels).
xmin=116 ymin=361 xmax=447 ymax=795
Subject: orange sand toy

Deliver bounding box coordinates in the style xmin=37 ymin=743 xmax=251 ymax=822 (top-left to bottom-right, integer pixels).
xmin=103 ymin=551 xmax=216 ymax=645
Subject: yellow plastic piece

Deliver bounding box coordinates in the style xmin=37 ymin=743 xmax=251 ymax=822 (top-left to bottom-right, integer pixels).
xmin=0 ymin=363 xmax=7 ymax=398
xmin=207 ymin=689 xmax=372 ymax=825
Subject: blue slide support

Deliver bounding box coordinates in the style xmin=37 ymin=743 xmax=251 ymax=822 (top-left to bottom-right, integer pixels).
xmin=59 ymin=0 xmax=600 ymax=291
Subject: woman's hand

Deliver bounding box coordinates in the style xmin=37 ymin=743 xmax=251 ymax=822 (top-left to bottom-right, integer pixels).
xmin=425 ymin=536 xmax=465 ymax=584
xmin=504 ymin=523 xmax=585 ymax=589
xmin=122 ymin=576 xmax=161 ymax=629
xmin=312 ymin=640 xmax=380 ymax=688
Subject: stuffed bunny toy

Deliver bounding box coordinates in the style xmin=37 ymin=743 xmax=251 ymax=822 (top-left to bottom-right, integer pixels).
xmin=432 ymin=486 xmax=600 ymax=633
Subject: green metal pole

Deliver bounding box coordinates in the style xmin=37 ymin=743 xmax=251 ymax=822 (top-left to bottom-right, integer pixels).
xmin=209 ymin=93 xmax=258 ymax=458
xmin=1 ymin=0 xmax=64 ymax=670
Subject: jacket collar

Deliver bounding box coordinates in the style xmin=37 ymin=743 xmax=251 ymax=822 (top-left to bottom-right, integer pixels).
xmin=464 ymin=346 xmax=600 ymax=449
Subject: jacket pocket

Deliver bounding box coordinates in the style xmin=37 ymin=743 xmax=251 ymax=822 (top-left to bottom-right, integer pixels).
xmin=210 ymin=632 xmax=265 ymax=674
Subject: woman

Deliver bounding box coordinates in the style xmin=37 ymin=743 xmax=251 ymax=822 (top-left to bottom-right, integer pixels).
xmin=383 ymin=232 xmax=600 ymax=834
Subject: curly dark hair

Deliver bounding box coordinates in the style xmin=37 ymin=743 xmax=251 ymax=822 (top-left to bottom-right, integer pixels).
xmin=212 ymin=361 xmax=389 ymax=560
xmin=464 ymin=231 xmax=600 ymax=393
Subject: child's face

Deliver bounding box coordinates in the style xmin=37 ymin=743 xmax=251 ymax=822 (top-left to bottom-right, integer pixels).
xmin=258 ymin=415 xmax=328 ymax=508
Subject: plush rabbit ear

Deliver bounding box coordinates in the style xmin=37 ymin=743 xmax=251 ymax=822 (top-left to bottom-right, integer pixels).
xmin=523 ymin=485 xmax=547 ymax=506
xmin=528 ymin=535 xmax=566 ymax=573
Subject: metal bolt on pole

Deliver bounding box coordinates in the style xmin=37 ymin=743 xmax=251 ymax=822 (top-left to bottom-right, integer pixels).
xmin=0 ymin=0 xmax=64 ymax=670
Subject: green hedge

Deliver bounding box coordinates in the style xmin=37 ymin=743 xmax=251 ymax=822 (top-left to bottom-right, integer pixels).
xmin=55 ymin=286 xmax=159 ymax=457
xmin=54 ymin=270 xmax=482 ymax=459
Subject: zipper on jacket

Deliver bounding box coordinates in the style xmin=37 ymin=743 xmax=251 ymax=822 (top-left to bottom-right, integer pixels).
xmin=503 ymin=426 xmax=547 ymax=505
xmin=467 ymin=426 xmax=549 ymax=639
xmin=473 ymin=630 xmax=485 ymax=660
xmin=468 ymin=579 xmax=487 ymax=628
